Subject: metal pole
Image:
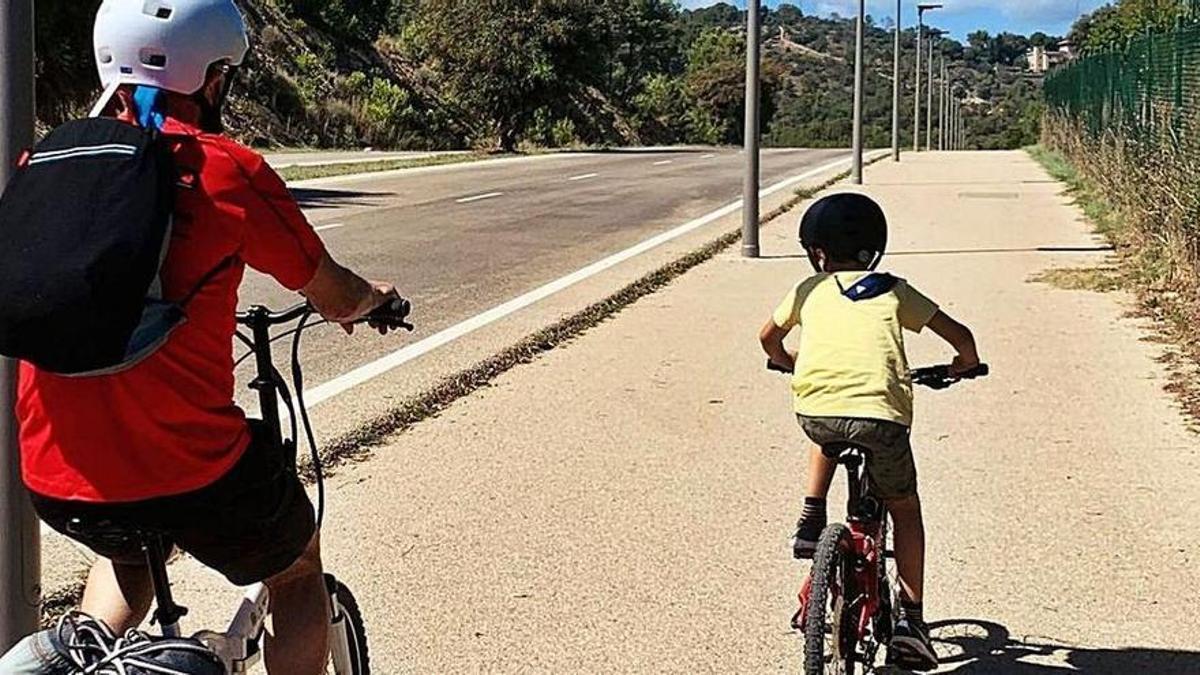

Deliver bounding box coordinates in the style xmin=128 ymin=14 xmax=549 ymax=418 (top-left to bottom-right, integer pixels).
xmin=946 ymin=96 xmax=951 ymax=151
xmin=852 ymin=0 xmax=865 ymax=184
xmin=742 ymin=0 xmax=760 ymax=258
xmin=956 ymin=100 xmax=961 ymax=150
xmin=955 ymin=100 xmax=964 ymax=148
xmin=892 ymin=0 xmax=902 ymax=161
xmin=938 ymin=57 xmax=946 ymax=151
xmin=914 ymin=13 xmax=922 ymax=151
xmin=950 ymin=98 xmax=956 ymax=150
xmin=0 ymin=0 xmax=41 ymax=652
xmin=926 ymin=33 xmax=935 ymax=151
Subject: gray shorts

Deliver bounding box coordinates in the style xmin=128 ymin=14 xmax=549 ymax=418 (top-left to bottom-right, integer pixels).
xmin=798 ymin=415 xmax=918 ymax=500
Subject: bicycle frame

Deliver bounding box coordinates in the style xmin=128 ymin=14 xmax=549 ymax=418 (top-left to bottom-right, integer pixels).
xmin=152 ymin=304 xmax=323 ymax=673
xmin=794 ymin=447 xmax=893 ymax=660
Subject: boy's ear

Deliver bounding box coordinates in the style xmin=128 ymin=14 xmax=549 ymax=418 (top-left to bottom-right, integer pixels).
xmin=805 ymin=247 xmax=826 ymax=273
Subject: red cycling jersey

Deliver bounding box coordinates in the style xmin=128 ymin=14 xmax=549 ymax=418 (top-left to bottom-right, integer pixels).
xmin=18 ymin=115 xmax=326 ymax=503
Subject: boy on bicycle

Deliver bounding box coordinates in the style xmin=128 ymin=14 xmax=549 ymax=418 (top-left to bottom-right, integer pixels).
xmin=758 ymin=193 xmax=980 ymax=671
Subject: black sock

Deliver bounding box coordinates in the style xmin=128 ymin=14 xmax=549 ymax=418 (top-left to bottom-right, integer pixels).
xmin=800 ymin=497 xmax=827 ymax=526
xmin=900 ymin=600 xmax=924 ymax=624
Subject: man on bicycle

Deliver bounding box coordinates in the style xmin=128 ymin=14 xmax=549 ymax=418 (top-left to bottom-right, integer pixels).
xmin=759 ymin=193 xmax=980 ymax=670
xmin=0 ymin=1 xmax=397 ymax=673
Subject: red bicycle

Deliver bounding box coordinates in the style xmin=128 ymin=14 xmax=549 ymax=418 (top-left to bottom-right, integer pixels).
xmin=780 ymin=364 xmax=989 ymax=674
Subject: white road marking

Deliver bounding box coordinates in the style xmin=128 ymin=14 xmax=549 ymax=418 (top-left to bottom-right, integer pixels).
xmin=568 ymin=173 xmax=599 ymax=182
xmin=653 ymin=160 xmax=674 ymax=166
xmin=296 ymin=153 xmax=862 ymax=411
xmin=315 ymin=223 xmax=345 ymax=232
xmin=290 ymin=153 xmax=602 ymax=189
xmin=456 ymin=192 xmax=504 ymax=204
xmin=702 ymin=153 xmax=717 ymax=159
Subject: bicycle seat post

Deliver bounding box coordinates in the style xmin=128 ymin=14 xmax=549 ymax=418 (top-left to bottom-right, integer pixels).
xmin=144 ymin=534 xmax=187 ymax=637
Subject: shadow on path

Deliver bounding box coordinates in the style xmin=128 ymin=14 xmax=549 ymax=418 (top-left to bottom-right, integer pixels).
xmin=909 ymin=619 xmax=1200 ymax=674
xmin=758 ymin=246 xmax=1114 ymax=261
xmin=290 ymin=187 xmax=392 ymax=210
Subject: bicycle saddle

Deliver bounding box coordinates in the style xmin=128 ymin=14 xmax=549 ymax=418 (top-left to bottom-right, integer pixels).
xmin=65 ymin=517 xmax=160 ymax=549
xmin=821 ymin=442 xmax=867 ymax=463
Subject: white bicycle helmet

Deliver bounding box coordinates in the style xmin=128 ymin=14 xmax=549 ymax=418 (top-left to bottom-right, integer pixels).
xmin=94 ymin=0 xmax=249 ymax=96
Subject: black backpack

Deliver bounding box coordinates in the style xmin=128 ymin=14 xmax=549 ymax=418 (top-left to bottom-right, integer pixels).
xmin=0 ymin=117 xmax=217 ymax=376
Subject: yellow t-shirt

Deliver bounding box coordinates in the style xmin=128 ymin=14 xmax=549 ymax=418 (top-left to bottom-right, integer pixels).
xmin=772 ymin=272 xmax=939 ymax=427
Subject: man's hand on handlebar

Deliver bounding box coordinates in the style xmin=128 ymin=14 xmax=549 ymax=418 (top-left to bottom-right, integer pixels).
xmin=342 ymin=282 xmax=403 ymax=335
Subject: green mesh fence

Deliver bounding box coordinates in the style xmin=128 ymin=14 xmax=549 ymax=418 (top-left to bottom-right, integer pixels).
xmin=1045 ymin=7 xmax=1200 ymax=152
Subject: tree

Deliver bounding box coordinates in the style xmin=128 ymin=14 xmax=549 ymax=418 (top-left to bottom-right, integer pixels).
xmin=400 ymin=0 xmax=609 ymax=150
xmin=287 ymin=0 xmax=397 ymax=42
xmin=683 ymin=27 xmax=782 ymax=145
xmin=35 ymin=0 xmax=103 ymax=125
xmin=1073 ymin=0 xmax=1192 ymax=52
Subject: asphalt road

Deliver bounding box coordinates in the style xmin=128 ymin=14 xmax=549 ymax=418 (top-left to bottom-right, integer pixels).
xmin=235 ymin=147 xmax=850 ymax=406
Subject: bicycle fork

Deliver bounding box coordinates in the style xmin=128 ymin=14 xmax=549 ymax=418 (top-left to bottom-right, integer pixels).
xmin=327 ymin=574 xmax=355 ymax=673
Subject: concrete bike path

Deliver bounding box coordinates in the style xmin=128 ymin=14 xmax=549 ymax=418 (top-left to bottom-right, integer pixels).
xmin=168 ymin=151 xmax=1200 ymax=672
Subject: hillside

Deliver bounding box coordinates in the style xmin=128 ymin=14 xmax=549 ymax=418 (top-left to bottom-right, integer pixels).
xmin=35 ymin=1 xmax=1045 ymax=151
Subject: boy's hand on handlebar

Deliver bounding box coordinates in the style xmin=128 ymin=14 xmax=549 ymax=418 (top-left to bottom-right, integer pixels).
xmin=949 ymin=353 xmax=981 ymax=377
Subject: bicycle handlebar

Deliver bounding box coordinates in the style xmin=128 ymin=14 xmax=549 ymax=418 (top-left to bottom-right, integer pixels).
xmin=909 ymin=363 xmax=989 ymax=389
xmin=765 ymin=359 xmax=990 ymax=390
xmin=236 ymin=297 xmax=415 ymax=331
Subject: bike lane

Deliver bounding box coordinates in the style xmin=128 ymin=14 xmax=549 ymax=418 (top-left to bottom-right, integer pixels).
xmin=167 ymin=151 xmax=1200 ymax=672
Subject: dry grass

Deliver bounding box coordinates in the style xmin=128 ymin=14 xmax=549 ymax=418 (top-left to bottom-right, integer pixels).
xmin=1034 ymin=118 xmax=1200 ymax=430
xmin=1030 ymin=266 xmax=1123 ymax=293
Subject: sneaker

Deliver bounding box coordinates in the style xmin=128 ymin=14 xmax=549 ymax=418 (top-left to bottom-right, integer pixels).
xmin=790 ymin=518 xmax=825 ymax=559
xmin=889 ymin=617 xmax=939 ymax=671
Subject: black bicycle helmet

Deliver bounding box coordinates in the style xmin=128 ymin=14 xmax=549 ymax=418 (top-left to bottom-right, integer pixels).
xmin=798 ymin=193 xmax=888 ymax=271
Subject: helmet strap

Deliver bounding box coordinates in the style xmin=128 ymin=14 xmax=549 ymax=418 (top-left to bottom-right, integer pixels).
xmin=89 ymin=82 xmax=123 ymax=119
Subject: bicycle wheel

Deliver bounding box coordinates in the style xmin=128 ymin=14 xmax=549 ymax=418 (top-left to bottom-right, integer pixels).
xmin=803 ymin=524 xmax=857 ymax=675
xmin=327 ymin=575 xmax=370 ymax=675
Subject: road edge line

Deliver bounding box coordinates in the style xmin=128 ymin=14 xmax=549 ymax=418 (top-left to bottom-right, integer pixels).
xmin=300 ymin=153 xmax=857 ymax=410
xmin=309 ymin=151 xmax=889 ymax=475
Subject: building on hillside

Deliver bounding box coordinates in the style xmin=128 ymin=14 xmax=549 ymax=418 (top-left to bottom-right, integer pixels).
xmin=1027 ymin=40 xmax=1076 ymax=74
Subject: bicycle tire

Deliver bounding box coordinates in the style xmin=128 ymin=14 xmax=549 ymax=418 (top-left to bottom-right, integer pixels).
xmin=803 ymin=523 xmax=856 ymax=675
xmin=329 ymin=578 xmax=371 ymax=675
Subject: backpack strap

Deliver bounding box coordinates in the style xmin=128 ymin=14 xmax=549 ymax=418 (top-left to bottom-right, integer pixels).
xmin=838 ymin=273 xmax=901 ymax=302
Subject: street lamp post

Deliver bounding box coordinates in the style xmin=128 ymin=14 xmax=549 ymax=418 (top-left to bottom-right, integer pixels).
xmin=852 ymin=0 xmax=866 ymax=184
xmin=926 ymin=30 xmax=935 ymax=151
xmin=939 ymin=56 xmax=946 ymax=151
xmin=949 ymin=96 xmax=956 ymax=150
xmin=742 ymin=0 xmax=761 ymax=258
xmin=892 ymin=0 xmax=902 ymax=162
xmin=914 ymin=4 xmax=942 ymax=152
xmin=0 ymin=0 xmax=41 ymax=653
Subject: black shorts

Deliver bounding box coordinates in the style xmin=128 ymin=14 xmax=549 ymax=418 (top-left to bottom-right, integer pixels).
xmin=31 ymin=422 xmax=315 ymax=586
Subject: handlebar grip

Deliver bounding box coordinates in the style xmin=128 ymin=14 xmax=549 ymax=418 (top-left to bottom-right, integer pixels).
xmin=363 ymin=297 xmax=414 ymax=331
xmin=957 ymin=363 xmax=990 ymax=379
xmin=766 ymin=359 xmax=793 ymax=375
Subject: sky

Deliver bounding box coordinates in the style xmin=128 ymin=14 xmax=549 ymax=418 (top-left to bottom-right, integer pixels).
xmin=678 ymin=1 xmax=1112 ymax=40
